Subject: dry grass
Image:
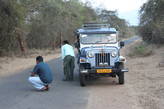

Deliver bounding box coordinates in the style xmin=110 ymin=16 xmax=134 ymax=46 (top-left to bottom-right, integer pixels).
xmin=25 ymin=49 xmax=56 ymax=57
xmin=127 ymin=41 xmax=154 ymax=57
xmin=0 ymin=49 xmax=60 ymax=77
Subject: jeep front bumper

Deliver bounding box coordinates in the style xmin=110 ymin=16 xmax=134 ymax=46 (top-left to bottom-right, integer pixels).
xmin=80 ymin=68 xmax=128 ymax=74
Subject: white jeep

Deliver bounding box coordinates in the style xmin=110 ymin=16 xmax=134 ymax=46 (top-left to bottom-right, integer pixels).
xmin=75 ymin=23 xmax=128 ymax=86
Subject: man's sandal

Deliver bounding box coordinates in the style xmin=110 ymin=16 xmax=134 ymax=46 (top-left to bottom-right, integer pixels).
xmin=41 ymin=85 xmax=49 ymax=91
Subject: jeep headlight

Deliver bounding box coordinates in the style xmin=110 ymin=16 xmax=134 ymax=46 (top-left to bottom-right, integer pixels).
xmin=80 ymin=58 xmax=87 ymax=63
xmin=111 ymin=51 xmax=117 ymax=57
xmin=87 ymin=52 xmax=94 ymax=58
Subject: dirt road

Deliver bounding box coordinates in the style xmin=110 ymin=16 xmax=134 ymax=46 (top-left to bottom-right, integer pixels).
xmin=87 ymin=41 xmax=164 ymax=109
xmin=0 ymin=40 xmax=164 ymax=109
xmin=124 ymin=42 xmax=164 ymax=109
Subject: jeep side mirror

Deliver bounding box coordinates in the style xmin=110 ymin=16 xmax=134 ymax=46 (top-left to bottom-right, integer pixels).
xmin=120 ymin=41 xmax=125 ymax=48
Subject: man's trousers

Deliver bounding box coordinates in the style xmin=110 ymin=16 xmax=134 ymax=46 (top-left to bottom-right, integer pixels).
xmin=28 ymin=76 xmax=47 ymax=90
xmin=63 ymin=55 xmax=75 ymax=80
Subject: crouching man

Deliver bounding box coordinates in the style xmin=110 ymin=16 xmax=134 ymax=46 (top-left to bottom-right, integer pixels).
xmin=28 ymin=56 xmax=53 ymax=91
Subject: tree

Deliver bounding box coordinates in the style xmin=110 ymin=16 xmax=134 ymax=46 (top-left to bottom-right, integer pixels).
xmin=98 ymin=10 xmax=132 ymax=38
xmin=26 ymin=0 xmax=97 ymax=49
xmin=0 ymin=0 xmax=132 ymax=56
xmin=139 ymin=0 xmax=164 ymax=44
xmin=0 ymin=0 xmax=24 ymax=56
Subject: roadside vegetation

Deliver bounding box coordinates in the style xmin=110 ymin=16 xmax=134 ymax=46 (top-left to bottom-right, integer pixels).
xmin=129 ymin=0 xmax=164 ymax=57
xmin=139 ymin=0 xmax=164 ymax=44
xmin=0 ymin=0 xmax=134 ymax=57
xmin=128 ymin=41 xmax=153 ymax=57
xmin=0 ymin=0 xmax=97 ymax=56
xmin=97 ymin=10 xmax=135 ymax=38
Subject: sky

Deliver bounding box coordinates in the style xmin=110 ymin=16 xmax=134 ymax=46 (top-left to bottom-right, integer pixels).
xmin=81 ymin=0 xmax=148 ymax=26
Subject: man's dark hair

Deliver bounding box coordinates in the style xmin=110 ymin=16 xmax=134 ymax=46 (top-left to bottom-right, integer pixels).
xmin=36 ymin=56 xmax=43 ymax=62
xmin=63 ymin=40 xmax=69 ymax=44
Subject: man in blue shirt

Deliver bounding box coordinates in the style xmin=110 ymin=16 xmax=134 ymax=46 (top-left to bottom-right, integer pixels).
xmin=61 ymin=40 xmax=75 ymax=81
xmin=28 ymin=56 xmax=53 ymax=91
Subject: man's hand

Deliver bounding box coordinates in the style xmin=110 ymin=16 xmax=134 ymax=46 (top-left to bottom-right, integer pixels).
xmin=30 ymin=72 xmax=35 ymax=77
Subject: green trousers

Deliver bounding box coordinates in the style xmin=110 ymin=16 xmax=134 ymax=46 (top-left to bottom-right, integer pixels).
xmin=63 ymin=55 xmax=75 ymax=80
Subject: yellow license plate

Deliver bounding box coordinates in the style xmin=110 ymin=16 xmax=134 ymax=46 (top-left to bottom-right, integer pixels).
xmin=96 ymin=69 xmax=112 ymax=73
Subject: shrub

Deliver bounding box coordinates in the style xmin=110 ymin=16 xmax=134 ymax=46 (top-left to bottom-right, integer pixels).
xmin=128 ymin=42 xmax=153 ymax=57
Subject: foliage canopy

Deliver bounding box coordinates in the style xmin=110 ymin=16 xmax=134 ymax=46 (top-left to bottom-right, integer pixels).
xmin=139 ymin=0 xmax=164 ymax=44
xmin=0 ymin=0 xmax=133 ymax=56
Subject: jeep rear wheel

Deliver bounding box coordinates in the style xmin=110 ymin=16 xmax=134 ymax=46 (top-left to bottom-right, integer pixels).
xmin=80 ymin=73 xmax=86 ymax=86
xmin=118 ymin=63 xmax=124 ymax=84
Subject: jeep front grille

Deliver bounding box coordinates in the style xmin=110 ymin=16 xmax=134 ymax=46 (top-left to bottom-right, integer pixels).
xmin=95 ymin=53 xmax=110 ymax=67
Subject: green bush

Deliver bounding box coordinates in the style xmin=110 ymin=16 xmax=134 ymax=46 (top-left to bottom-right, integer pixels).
xmin=128 ymin=42 xmax=153 ymax=57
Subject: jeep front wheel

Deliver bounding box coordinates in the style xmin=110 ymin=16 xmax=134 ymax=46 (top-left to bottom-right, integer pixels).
xmin=118 ymin=63 xmax=124 ymax=84
xmin=118 ymin=72 xmax=124 ymax=84
xmin=80 ymin=73 xmax=86 ymax=86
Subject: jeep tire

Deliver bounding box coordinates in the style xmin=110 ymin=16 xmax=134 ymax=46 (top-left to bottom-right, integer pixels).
xmin=80 ymin=73 xmax=86 ymax=86
xmin=118 ymin=63 xmax=124 ymax=84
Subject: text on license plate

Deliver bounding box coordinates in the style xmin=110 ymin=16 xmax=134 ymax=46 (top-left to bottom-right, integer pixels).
xmin=96 ymin=69 xmax=112 ymax=73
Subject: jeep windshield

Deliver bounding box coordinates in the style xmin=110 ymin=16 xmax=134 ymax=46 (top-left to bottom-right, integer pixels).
xmin=80 ymin=33 xmax=117 ymax=44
